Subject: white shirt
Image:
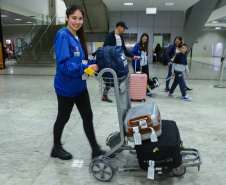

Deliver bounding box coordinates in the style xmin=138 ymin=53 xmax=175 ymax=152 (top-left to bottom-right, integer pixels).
xmin=115 ymin=34 xmax=122 ymax=46
xmin=140 ymin=51 xmax=148 ymax=66
xmin=75 ymin=36 xmax=78 ymax=41
xmin=171 ymin=47 xmax=180 ymax=61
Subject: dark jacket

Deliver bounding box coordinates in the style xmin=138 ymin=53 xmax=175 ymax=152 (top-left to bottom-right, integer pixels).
xmin=165 ymin=44 xmax=176 ymax=63
xmin=155 ymin=45 xmax=161 ymax=54
xmin=103 ymin=31 xmax=134 ymax=58
xmin=172 ymin=52 xmax=189 ymax=74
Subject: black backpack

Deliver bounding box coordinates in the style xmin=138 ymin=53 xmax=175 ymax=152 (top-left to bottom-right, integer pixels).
xmin=159 ymin=50 xmax=168 ymax=66
xmin=148 ymin=77 xmax=159 ymax=90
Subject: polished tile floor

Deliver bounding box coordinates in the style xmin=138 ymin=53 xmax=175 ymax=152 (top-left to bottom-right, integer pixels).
xmin=0 ymin=57 xmax=226 ymax=185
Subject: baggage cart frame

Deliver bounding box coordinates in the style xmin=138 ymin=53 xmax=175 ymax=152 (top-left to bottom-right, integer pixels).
xmin=89 ymin=68 xmax=202 ymax=182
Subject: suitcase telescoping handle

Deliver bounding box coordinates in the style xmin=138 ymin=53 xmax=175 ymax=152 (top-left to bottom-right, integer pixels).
xmin=135 ymin=58 xmax=143 ymax=73
xmin=127 ymin=123 xmax=154 ymax=132
xmin=127 ymin=113 xmax=161 ymax=127
xmin=127 ymin=115 xmax=151 ymax=127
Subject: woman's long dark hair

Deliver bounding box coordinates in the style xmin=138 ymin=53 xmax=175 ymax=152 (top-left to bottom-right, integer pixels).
xmin=173 ymin=36 xmax=182 ymax=46
xmin=65 ymin=4 xmax=88 ymax=60
xmin=138 ymin=33 xmax=149 ymax=53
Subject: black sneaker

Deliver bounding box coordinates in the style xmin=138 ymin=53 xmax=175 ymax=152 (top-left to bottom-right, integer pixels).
xmin=51 ymin=144 xmax=72 ymax=160
xmin=185 ymin=87 xmax=193 ymax=91
xmin=165 ymin=88 xmax=170 ymax=92
xmin=102 ymin=96 xmax=113 ymax=103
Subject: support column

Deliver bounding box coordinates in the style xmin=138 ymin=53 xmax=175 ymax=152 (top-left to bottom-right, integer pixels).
xmin=49 ymin=0 xmax=57 ymax=25
xmin=0 ymin=8 xmax=5 ymax=69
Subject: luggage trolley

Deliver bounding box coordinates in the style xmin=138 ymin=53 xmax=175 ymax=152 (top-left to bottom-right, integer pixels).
xmin=89 ymin=68 xmax=202 ymax=182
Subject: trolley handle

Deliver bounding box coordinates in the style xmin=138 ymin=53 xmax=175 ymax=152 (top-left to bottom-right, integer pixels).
xmin=95 ymin=68 xmax=118 ymax=81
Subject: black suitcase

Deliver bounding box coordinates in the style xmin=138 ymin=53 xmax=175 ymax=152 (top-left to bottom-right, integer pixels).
xmin=135 ymin=120 xmax=182 ymax=173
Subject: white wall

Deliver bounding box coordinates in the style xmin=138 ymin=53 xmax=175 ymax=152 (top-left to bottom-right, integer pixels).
xmin=192 ymin=30 xmax=226 ymax=57
xmin=108 ymin=11 xmax=184 ymax=62
xmin=56 ymin=0 xmax=66 ymax=24
xmin=56 ymin=0 xmax=66 ymax=18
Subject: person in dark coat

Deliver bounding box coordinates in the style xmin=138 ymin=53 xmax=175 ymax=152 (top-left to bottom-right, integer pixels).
xmin=101 ymin=21 xmax=139 ymax=102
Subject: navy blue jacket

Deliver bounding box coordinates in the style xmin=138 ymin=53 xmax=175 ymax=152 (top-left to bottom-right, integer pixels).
xmin=103 ymin=31 xmax=134 ymax=58
xmin=54 ymin=28 xmax=89 ymax=97
xmin=164 ymin=44 xmax=176 ymax=63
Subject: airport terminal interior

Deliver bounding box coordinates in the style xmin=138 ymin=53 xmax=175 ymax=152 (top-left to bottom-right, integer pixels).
xmin=1 ymin=0 xmax=226 ymax=185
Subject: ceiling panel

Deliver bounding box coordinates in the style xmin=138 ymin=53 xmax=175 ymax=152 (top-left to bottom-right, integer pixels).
xmin=1 ymin=0 xmax=226 ymax=31
xmin=1 ymin=9 xmax=36 ymax=25
xmin=102 ymin=0 xmax=200 ymax=11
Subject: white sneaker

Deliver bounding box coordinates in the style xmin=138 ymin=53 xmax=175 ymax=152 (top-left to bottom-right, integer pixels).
xmin=182 ymin=95 xmax=191 ymax=101
xmin=168 ymin=93 xmax=177 ymax=98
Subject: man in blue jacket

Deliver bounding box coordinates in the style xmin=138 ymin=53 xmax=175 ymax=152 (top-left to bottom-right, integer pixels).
xmin=102 ymin=21 xmax=139 ymax=102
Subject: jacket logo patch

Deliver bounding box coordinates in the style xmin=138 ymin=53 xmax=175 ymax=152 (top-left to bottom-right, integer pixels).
xmin=121 ymin=53 xmax=128 ymax=67
xmin=123 ymin=60 xmax=128 ymax=67
xmin=121 ymin=53 xmax=126 ymax=60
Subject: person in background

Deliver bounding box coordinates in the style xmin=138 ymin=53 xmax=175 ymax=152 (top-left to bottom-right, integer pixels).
xmin=51 ymin=4 xmax=113 ymax=160
xmin=154 ymin=43 xmax=161 ymax=62
xmin=101 ymin=21 xmax=140 ymax=102
xmin=164 ymin=36 xmax=193 ymax=92
xmin=168 ymin=43 xmax=191 ymax=100
xmin=3 ymin=45 xmax=8 ymax=61
xmin=131 ymin=33 xmax=152 ymax=96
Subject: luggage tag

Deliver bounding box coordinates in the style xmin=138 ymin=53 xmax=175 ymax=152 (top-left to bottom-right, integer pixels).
xmin=147 ymin=160 xmax=155 ymax=180
xmin=82 ymin=60 xmax=89 ymax=80
xmin=139 ymin=120 xmax=147 ymax=129
xmin=150 ymin=127 xmax=158 ymax=142
xmin=133 ymin=127 xmax=142 ymax=145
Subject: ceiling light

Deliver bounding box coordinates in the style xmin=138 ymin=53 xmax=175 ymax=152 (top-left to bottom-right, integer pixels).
xmin=26 ymin=22 xmax=33 ymax=23
xmin=212 ymin=21 xmax=218 ymax=23
xmin=124 ymin=3 xmax=133 ymax=6
xmin=14 ymin=18 xmax=22 ymax=21
xmin=146 ymin=8 xmax=157 ymax=14
xmin=1 ymin=15 xmax=7 ymax=17
xmin=164 ymin=3 xmax=175 ymax=6
xmin=215 ymin=27 xmax=221 ymax=29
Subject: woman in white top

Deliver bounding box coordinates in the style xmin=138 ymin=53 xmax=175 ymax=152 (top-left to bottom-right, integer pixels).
xmin=131 ymin=33 xmax=150 ymax=94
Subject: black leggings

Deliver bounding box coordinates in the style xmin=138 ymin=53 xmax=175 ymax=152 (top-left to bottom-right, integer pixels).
xmin=53 ymin=89 xmax=98 ymax=148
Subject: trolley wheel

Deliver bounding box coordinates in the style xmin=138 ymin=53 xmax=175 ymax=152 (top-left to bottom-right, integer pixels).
xmin=142 ymin=99 xmax=145 ymax=103
xmin=172 ymin=167 xmax=186 ymax=176
xmin=91 ymin=159 xmax=115 ymax=182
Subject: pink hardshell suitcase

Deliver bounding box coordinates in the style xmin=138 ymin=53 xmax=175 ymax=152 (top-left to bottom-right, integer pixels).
xmin=129 ymin=60 xmax=147 ymax=101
